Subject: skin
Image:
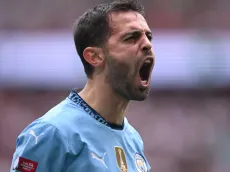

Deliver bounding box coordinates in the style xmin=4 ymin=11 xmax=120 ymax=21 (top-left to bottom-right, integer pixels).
xmin=79 ymin=11 xmax=155 ymax=125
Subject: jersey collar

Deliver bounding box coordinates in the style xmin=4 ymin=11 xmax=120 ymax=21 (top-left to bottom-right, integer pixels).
xmin=68 ymin=89 xmax=124 ymax=130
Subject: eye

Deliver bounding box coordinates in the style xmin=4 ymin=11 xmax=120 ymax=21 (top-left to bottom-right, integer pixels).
xmin=125 ymin=36 xmax=135 ymax=41
xmin=124 ymin=33 xmax=140 ymax=43
xmin=147 ymin=34 xmax=152 ymax=41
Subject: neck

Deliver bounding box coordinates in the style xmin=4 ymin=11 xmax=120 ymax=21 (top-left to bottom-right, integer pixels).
xmin=78 ymin=79 xmax=129 ymax=125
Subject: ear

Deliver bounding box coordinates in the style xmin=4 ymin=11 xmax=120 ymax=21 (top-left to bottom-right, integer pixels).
xmin=83 ymin=47 xmax=104 ymax=67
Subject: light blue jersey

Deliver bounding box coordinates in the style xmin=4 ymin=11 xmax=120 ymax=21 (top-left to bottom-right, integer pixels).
xmin=11 ymin=90 xmax=151 ymax=172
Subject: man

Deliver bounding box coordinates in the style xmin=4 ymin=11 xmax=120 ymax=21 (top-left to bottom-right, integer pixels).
xmin=10 ymin=0 xmax=155 ymax=171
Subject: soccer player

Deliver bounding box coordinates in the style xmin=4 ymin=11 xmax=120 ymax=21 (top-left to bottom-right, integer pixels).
xmin=10 ymin=0 xmax=155 ymax=171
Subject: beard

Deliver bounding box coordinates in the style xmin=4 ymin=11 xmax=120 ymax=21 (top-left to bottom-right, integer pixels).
xmin=105 ymin=55 xmax=150 ymax=101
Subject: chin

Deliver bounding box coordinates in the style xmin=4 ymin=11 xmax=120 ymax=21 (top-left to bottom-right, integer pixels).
xmin=133 ymin=96 xmax=148 ymax=101
xmin=114 ymin=82 xmax=150 ymax=101
xmin=131 ymin=87 xmax=150 ymax=101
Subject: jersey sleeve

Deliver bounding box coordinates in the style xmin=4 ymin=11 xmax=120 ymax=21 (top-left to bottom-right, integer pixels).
xmin=10 ymin=121 xmax=69 ymax=172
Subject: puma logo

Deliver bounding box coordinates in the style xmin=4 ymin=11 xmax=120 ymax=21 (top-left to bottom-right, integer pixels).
xmin=29 ymin=130 xmax=44 ymax=144
xmin=91 ymin=152 xmax=107 ymax=168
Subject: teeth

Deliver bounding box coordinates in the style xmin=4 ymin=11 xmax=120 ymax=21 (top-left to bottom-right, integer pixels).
xmin=141 ymin=80 xmax=148 ymax=85
xmin=145 ymin=59 xmax=151 ymax=63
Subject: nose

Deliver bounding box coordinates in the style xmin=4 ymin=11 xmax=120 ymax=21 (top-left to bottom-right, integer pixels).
xmin=141 ymin=36 xmax=152 ymax=54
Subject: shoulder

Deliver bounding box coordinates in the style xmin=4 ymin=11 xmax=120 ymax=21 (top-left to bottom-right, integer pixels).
xmin=20 ymin=99 xmax=87 ymax=153
xmin=18 ymin=121 xmax=68 ymax=150
xmin=40 ymin=99 xmax=86 ymax=132
xmin=124 ymin=118 xmax=144 ymax=146
xmin=12 ymin=120 xmax=78 ymax=172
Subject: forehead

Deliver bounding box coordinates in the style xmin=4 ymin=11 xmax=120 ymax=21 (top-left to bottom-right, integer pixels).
xmin=108 ymin=11 xmax=150 ymax=35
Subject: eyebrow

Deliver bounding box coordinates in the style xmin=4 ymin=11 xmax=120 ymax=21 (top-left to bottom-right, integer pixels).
xmin=121 ymin=30 xmax=152 ymax=39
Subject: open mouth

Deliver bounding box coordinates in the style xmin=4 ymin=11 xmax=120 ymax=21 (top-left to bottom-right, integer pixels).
xmin=139 ymin=58 xmax=154 ymax=85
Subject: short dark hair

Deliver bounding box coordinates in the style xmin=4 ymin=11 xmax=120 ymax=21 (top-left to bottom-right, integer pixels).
xmin=73 ymin=0 xmax=145 ymax=78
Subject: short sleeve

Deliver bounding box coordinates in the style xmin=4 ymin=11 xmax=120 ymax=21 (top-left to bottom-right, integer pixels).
xmin=10 ymin=122 xmax=69 ymax=172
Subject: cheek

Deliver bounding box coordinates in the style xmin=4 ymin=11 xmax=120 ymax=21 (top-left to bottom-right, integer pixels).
xmin=112 ymin=60 xmax=130 ymax=74
xmin=105 ymin=47 xmax=140 ymax=76
xmin=108 ymin=44 xmax=139 ymax=61
xmin=118 ymin=61 xmax=138 ymax=79
xmin=107 ymin=58 xmax=131 ymax=77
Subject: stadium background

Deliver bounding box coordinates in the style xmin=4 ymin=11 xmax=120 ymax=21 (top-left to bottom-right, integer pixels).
xmin=0 ymin=0 xmax=230 ymax=171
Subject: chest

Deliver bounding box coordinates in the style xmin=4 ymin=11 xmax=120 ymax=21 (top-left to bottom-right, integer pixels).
xmin=64 ymin=130 xmax=149 ymax=172
xmin=66 ymin=144 xmax=148 ymax=172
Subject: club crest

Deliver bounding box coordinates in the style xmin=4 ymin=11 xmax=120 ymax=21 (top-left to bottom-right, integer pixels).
xmin=135 ymin=153 xmax=147 ymax=172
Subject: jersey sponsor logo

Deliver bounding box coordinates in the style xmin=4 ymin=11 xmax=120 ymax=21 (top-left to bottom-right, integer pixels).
xmin=29 ymin=130 xmax=44 ymax=144
xmin=91 ymin=152 xmax=108 ymax=168
xmin=114 ymin=146 xmax=128 ymax=172
xmin=13 ymin=157 xmax=38 ymax=172
xmin=135 ymin=153 xmax=147 ymax=172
